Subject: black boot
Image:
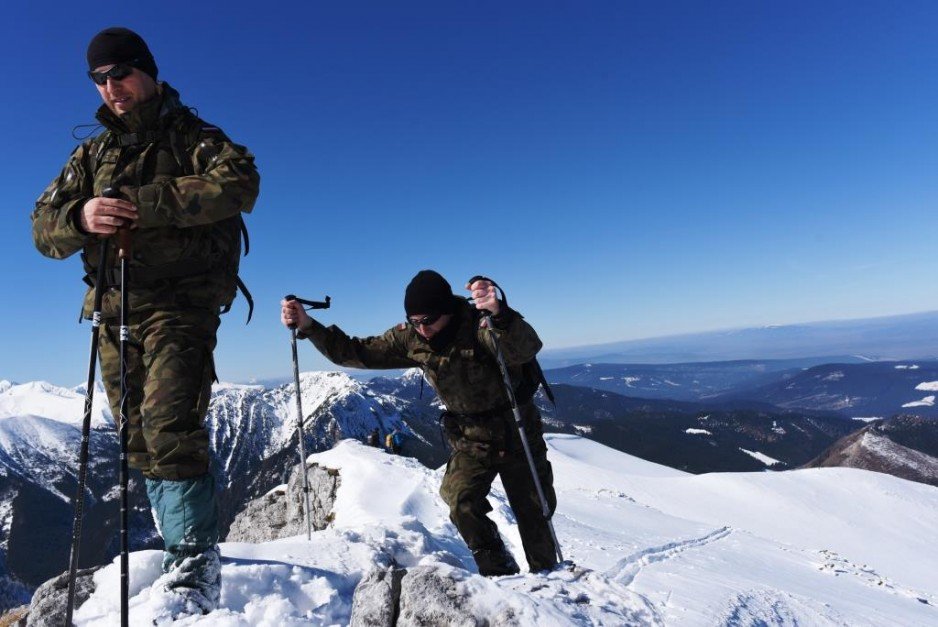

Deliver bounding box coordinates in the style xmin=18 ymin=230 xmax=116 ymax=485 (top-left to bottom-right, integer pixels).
xmin=472 ymin=542 xmax=520 ymax=577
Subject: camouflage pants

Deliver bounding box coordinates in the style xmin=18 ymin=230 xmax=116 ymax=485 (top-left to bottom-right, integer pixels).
xmin=98 ymin=308 xmax=218 ymax=480
xmin=439 ymin=404 xmax=558 ymax=572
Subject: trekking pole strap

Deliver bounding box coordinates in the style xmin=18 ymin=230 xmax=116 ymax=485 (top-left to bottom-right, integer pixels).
xmin=285 ymin=294 xmax=331 ymax=310
xmin=466 ymin=275 xmax=507 ymax=308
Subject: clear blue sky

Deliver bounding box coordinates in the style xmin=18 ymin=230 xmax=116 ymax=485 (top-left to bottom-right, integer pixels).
xmin=4 ymin=0 xmax=938 ymax=384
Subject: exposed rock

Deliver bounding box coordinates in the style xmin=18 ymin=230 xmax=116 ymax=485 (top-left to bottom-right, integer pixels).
xmin=225 ymin=461 xmax=340 ymax=543
xmin=23 ymin=566 xmax=100 ymax=627
xmin=804 ymin=424 xmax=938 ymax=487
xmin=0 ymin=605 xmax=27 ymax=627
xmin=397 ymin=566 xmax=482 ymax=627
xmin=349 ymin=566 xmax=405 ymax=627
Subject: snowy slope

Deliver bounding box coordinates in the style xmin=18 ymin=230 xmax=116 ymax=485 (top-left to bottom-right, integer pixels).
xmin=0 ymin=381 xmax=111 ymax=429
xmin=72 ymin=436 xmax=938 ymax=626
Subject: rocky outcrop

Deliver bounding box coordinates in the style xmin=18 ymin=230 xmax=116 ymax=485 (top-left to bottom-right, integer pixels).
xmin=349 ymin=567 xmax=405 ymax=627
xmin=397 ymin=567 xmax=482 ymax=627
xmin=349 ymin=566 xmax=487 ymax=627
xmin=225 ymin=461 xmax=340 ymax=543
xmin=804 ymin=423 xmax=938 ymax=487
xmin=0 ymin=605 xmax=27 ymax=627
xmin=14 ymin=566 xmax=101 ymax=627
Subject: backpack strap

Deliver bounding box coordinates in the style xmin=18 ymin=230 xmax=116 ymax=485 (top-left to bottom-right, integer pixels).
xmin=171 ymin=115 xmax=255 ymax=323
xmin=240 ymin=215 xmax=250 ymax=256
xmin=219 ymin=276 xmax=254 ymax=324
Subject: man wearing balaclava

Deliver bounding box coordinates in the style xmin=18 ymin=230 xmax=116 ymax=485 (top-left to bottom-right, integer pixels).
xmin=31 ymin=27 xmax=259 ymax=616
xmin=281 ymin=272 xmax=560 ymax=576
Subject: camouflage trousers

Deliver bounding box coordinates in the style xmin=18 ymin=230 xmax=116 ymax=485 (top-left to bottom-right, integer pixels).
xmin=439 ymin=403 xmax=558 ymax=572
xmin=98 ymin=308 xmax=219 ymax=480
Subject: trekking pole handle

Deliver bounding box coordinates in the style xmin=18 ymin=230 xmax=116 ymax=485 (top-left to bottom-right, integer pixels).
xmin=284 ymin=294 xmax=331 ymax=330
xmin=102 ymin=188 xmax=133 ymax=260
xmin=466 ymin=274 xmax=508 ymax=320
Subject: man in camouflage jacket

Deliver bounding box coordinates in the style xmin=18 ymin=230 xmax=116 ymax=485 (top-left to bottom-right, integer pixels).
xmin=31 ymin=27 xmax=259 ymax=613
xmin=281 ymin=271 xmax=559 ymax=576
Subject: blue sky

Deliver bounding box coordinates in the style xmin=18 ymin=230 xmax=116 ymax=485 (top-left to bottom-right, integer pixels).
xmin=3 ymin=0 xmax=938 ymax=384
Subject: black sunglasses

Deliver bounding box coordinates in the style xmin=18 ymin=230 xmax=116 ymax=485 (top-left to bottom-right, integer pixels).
xmin=87 ymin=62 xmax=136 ymax=86
xmin=408 ymin=313 xmax=442 ymax=327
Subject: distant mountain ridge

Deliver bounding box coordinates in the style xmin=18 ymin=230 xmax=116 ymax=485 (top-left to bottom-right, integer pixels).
xmin=544 ymin=358 xmax=938 ymax=420
xmin=543 ymin=357 xmax=860 ymax=402
xmin=804 ymin=416 xmax=938 ymax=487
xmin=538 ymin=384 xmax=858 ymax=474
xmin=718 ymin=360 xmax=938 ymax=418
xmin=540 ymin=310 xmax=938 ymax=367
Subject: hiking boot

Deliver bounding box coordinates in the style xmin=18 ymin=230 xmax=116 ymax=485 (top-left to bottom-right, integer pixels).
xmin=154 ymin=546 xmax=222 ymax=618
xmin=472 ymin=545 xmax=520 ymax=577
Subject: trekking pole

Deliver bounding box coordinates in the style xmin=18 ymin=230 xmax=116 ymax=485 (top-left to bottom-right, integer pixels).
xmin=64 ymin=188 xmax=117 ymax=626
xmin=470 ymin=277 xmax=564 ymax=565
xmin=117 ymin=201 xmax=133 ymax=627
xmin=285 ymin=294 xmax=331 ymax=541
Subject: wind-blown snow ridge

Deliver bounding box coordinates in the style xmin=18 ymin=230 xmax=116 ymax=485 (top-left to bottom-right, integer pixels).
xmin=71 ymin=436 xmax=938 ymax=626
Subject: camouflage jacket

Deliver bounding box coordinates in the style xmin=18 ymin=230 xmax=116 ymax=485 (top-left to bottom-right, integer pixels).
xmin=302 ymin=298 xmax=544 ymax=416
xmin=31 ymin=83 xmax=260 ymax=318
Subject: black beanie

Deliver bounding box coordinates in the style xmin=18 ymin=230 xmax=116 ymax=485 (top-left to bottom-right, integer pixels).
xmin=404 ymin=270 xmax=455 ymax=316
xmin=87 ymin=27 xmax=158 ymax=82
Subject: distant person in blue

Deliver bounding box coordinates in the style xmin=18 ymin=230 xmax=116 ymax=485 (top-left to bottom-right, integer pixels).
xmin=386 ymin=428 xmax=404 ymax=454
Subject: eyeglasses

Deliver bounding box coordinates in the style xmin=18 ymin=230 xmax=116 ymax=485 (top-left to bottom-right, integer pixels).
xmin=87 ymin=62 xmax=136 ymax=86
xmin=408 ymin=313 xmax=442 ymax=327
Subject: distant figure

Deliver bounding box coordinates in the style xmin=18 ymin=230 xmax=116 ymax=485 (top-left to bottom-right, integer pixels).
xmin=389 ymin=428 xmax=404 ymax=455
xmin=367 ymin=428 xmax=380 ymax=447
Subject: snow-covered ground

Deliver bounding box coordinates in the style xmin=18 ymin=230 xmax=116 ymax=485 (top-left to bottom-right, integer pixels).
xmin=738 ymin=447 xmax=784 ymax=466
xmin=902 ymin=395 xmax=935 ymax=408
xmin=72 ymin=435 xmax=937 ymax=626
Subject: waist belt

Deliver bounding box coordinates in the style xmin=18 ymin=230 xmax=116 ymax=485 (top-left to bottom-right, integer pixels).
xmin=445 ymin=399 xmax=526 ymax=424
xmin=82 ymin=256 xmax=213 ymax=288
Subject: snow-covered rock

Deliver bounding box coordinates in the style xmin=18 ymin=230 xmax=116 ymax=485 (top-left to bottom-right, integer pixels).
xmin=349 ymin=566 xmax=403 ymax=627
xmin=226 ymin=462 xmax=340 ymax=543
xmin=24 ymin=566 xmax=101 ymax=627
